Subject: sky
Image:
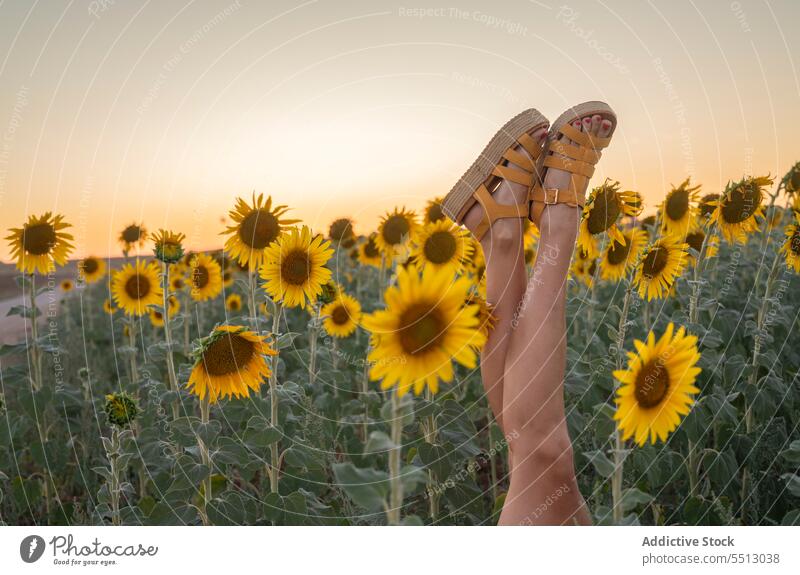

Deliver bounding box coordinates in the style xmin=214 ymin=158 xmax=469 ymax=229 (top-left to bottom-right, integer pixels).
xmin=1 ymin=0 xmax=798 ymax=260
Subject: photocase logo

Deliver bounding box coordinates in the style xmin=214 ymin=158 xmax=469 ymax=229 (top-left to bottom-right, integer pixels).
xmin=20 ymin=535 xmax=46 ymax=563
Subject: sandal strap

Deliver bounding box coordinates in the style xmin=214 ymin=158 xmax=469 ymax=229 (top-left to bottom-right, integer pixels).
xmin=472 ymin=184 xmax=528 ymax=241
xmin=502 ymin=148 xmax=535 ymax=172
xmin=549 ymin=139 xmax=602 ymax=164
xmin=528 ymin=185 xmax=586 ymax=228
xmin=518 ymin=133 xmax=544 ymax=160
xmin=543 ymin=154 xmax=595 ymax=179
xmin=491 ymin=164 xmax=533 ymax=187
xmin=559 ymin=123 xmax=612 ymax=150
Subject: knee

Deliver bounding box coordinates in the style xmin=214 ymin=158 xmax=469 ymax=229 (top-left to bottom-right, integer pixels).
xmin=506 ymin=421 xmax=576 ymax=483
xmin=480 ymin=221 xmax=523 ymax=254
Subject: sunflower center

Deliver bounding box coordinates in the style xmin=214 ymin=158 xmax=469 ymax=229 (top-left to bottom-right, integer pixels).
xmin=641 ymin=247 xmax=668 ymax=278
xmin=721 ymin=183 xmax=761 ymax=224
xmin=122 ymin=226 xmax=143 ymax=244
xmin=281 ymin=250 xmax=311 ymax=285
xmin=634 ymin=360 xmax=670 ymax=408
xmin=83 ymin=258 xmax=99 ymax=274
xmin=382 ymin=215 xmax=410 ymax=245
xmin=364 ymin=238 xmax=380 ymax=258
xmin=239 ymin=209 xmax=279 ymax=249
xmin=192 ymin=265 xmax=209 ymax=289
xmin=685 ymin=231 xmax=705 ymax=253
xmin=606 ymin=238 xmax=632 ymax=265
xmin=329 ymin=219 xmax=353 ymax=241
xmin=124 ymin=274 xmax=151 ymax=300
xmin=791 ymin=231 xmax=800 ymax=255
xmin=665 ymin=190 xmax=689 ymax=221
xmin=22 ymin=222 xmax=57 ymax=255
xmin=586 ymin=190 xmax=621 ymax=234
xmin=699 ymin=194 xmax=720 ymax=218
xmin=331 ymin=305 xmax=350 ymax=325
xmin=153 ymin=310 xmax=163 ymax=320
xmin=398 ymin=303 xmax=444 ymax=355
xmin=424 ymin=231 xmax=457 ymax=264
xmin=229 ymin=299 xmax=240 ymax=310
xmin=427 ymin=203 xmax=444 ymax=222
xmin=203 ymin=333 xmax=256 ymax=376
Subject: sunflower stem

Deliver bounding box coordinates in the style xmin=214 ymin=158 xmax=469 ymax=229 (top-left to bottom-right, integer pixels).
xmin=387 ymin=392 xmax=403 ymax=525
xmin=268 ymin=301 xmax=282 ymax=495
xmin=161 ymin=263 xmax=180 ymax=420
xmin=128 ymin=317 xmax=139 ymax=385
xmin=424 ymin=389 xmax=440 ymax=523
xmin=183 ymin=292 xmax=191 ymax=355
xmin=198 ymin=394 xmax=212 ymax=525
xmin=28 ymin=273 xmax=43 ymax=390
xmin=611 ymin=280 xmax=634 ymax=524
xmin=247 ymin=267 xmax=258 ymax=331
xmin=308 ymin=303 xmax=320 ymax=388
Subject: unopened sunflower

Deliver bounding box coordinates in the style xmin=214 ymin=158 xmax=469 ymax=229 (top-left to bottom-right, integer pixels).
xmin=710 ymin=175 xmax=774 ymax=244
xmin=410 ymin=219 xmax=472 ymax=276
xmin=660 ymin=178 xmax=701 ymax=236
xmin=188 ymin=253 xmax=223 ymax=302
xmin=151 ymin=229 xmax=186 ymax=264
xmin=260 ymin=225 xmax=334 ymax=309
xmin=187 ymin=325 xmax=276 ymax=404
xmin=633 ymin=237 xmax=689 ymax=300
xmin=357 ymin=233 xmax=383 ymax=267
xmin=111 ymin=260 xmax=163 ymax=316
xmin=329 ymin=218 xmax=355 ymax=243
xmin=226 ymin=293 xmax=243 ymax=312
xmin=781 ymin=161 xmax=800 ymax=196
xmin=6 ymin=212 xmax=74 ymax=275
xmin=600 ymin=228 xmax=648 ymax=282
xmin=613 ymin=323 xmax=701 ymax=445
xmin=78 ymin=256 xmax=106 ymax=284
xmin=362 ymin=266 xmax=486 ymax=396
xmin=779 ymin=212 xmax=800 ymax=273
xmin=424 ymin=197 xmax=446 ymax=223
xmin=119 ymin=223 xmax=147 ymax=253
xmin=222 ymin=192 xmax=299 ymax=270
xmin=375 ymin=207 xmax=419 ymax=258
xmin=577 ymin=180 xmax=642 ymax=258
xmin=104 ymin=392 xmax=139 ymax=428
xmin=321 ymin=293 xmax=362 ymax=338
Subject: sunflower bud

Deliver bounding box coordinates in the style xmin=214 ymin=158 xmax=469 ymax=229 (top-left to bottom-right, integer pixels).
xmin=104 ymin=392 xmax=139 ymax=427
xmin=151 ymin=229 xmax=186 ymax=264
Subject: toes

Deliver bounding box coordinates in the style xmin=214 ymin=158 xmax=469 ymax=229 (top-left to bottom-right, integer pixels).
xmin=567 ymin=119 xmax=582 ymax=145
xmin=534 ymin=126 xmax=549 ymax=145
xmin=591 ymin=114 xmax=602 ymax=135
xmin=598 ymin=118 xmax=613 ymax=138
xmin=581 ymin=116 xmax=593 ymax=135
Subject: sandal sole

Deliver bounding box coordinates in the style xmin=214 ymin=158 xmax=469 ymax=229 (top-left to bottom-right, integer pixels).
xmin=442 ymin=108 xmax=549 ymax=225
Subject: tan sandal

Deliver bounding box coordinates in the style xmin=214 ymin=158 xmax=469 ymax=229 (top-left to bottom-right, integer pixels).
xmin=442 ymin=109 xmax=549 ymax=241
xmin=528 ymin=101 xmax=617 ymax=227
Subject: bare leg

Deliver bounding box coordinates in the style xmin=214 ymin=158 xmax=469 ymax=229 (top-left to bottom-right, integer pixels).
xmin=461 ymin=126 xmax=548 ymax=432
xmin=499 ymin=115 xmax=613 ymax=525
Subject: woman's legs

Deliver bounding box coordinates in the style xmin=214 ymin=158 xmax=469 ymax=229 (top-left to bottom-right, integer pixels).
xmin=460 ymin=126 xmax=548 ymax=432
xmin=499 ymin=115 xmax=612 ymax=525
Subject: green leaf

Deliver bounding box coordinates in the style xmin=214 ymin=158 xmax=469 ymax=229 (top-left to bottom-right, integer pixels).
xmin=416 ymin=443 xmax=454 ymax=480
xmin=583 ymin=449 xmax=615 ymax=478
xmin=781 ymin=510 xmax=800 ymax=526
xmin=781 ymin=473 xmax=800 ymax=498
xmin=782 ymin=440 xmax=800 ymax=466
xmin=332 ymin=462 xmax=389 ymax=512
xmin=364 ymin=431 xmax=396 ymax=454
xmin=620 ymin=488 xmax=653 ymax=512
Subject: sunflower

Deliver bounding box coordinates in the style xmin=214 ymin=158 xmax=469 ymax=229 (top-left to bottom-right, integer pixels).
xmin=684 ymin=228 xmax=719 ymax=264
xmin=260 ymin=226 xmax=333 ymax=309
xmin=169 ymin=273 xmax=186 ymax=293
xmin=222 ymin=270 xmax=234 ymax=288
xmin=188 ymin=253 xmax=223 ymax=302
xmin=660 ymin=178 xmax=700 ymax=236
xmin=104 ymin=392 xmax=139 ymax=428
xmin=222 ymin=192 xmax=299 ymax=271
xmin=151 ymin=229 xmax=186 ymax=264
xmin=226 ymin=293 xmax=243 ymax=312
xmin=375 ymin=207 xmax=419 ymax=258
xmin=424 ymin=197 xmax=446 ymax=223
xmin=577 ymin=180 xmax=642 ymax=259
xmin=779 ymin=212 xmax=800 ymax=273
xmin=571 ymin=247 xmax=596 ymax=286
xmin=465 ymin=293 xmax=496 ymax=340
xmin=78 ymin=256 xmax=106 ymax=284
xmin=710 ymin=175 xmax=774 ymax=244
xmin=168 ymin=295 xmax=180 ymax=316
xmin=149 ymin=307 xmax=165 ymax=327
xmin=697 ymin=194 xmax=720 ymax=221
xmin=111 ymin=260 xmax=163 ymax=316
xmin=103 ymin=298 xmax=115 ymax=315
xmin=321 ymin=293 xmax=362 ymax=338
xmin=60 ymin=279 xmax=74 ymax=292
xmin=318 ymin=280 xmax=341 ymax=305
xmin=362 ymin=266 xmax=486 ymax=396
xmin=119 ymin=223 xmax=147 ymax=253
xmin=613 ymin=323 xmax=701 ymax=445
xmin=633 ymin=237 xmax=689 ymax=300
xmin=329 ymin=218 xmax=355 ymax=243
xmin=357 ymin=233 xmax=383 ymax=268
xmin=600 ymin=228 xmax=648 ymax=282
xmin=187 ymin=325 xmax=276 ymax=404
xmin=523 ymin=219 xmax=540 ymax=250
xmin=410 ymin=219 xmax=472 ymax=276
xmin=6 ymin=212 xmax=74 ymax=275
xmin=781 ymin=161 xmax=800 ymax=196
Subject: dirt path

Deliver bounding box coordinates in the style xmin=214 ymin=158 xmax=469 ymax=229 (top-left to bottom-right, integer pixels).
xmin=0 ymin=290 xmax=63 ymax=345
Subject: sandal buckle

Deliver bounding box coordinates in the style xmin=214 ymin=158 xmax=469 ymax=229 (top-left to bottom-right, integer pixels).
xmin=544 ymin=188 xmax=559 ymax=205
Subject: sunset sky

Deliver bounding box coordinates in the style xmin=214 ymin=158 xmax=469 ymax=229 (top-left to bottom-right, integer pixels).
xmin=1 ymin=0 xmax=798 ymax=260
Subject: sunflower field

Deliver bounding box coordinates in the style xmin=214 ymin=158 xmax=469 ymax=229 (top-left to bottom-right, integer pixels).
xmin=1 ymin=163 xmax=800 ymax=527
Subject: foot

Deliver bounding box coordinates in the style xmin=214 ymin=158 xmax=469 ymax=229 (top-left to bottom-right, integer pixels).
xmin=462 ymin=125 xmax=549 ymax=246
xmin=532 ymin=114 xmax=613 ymax=224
